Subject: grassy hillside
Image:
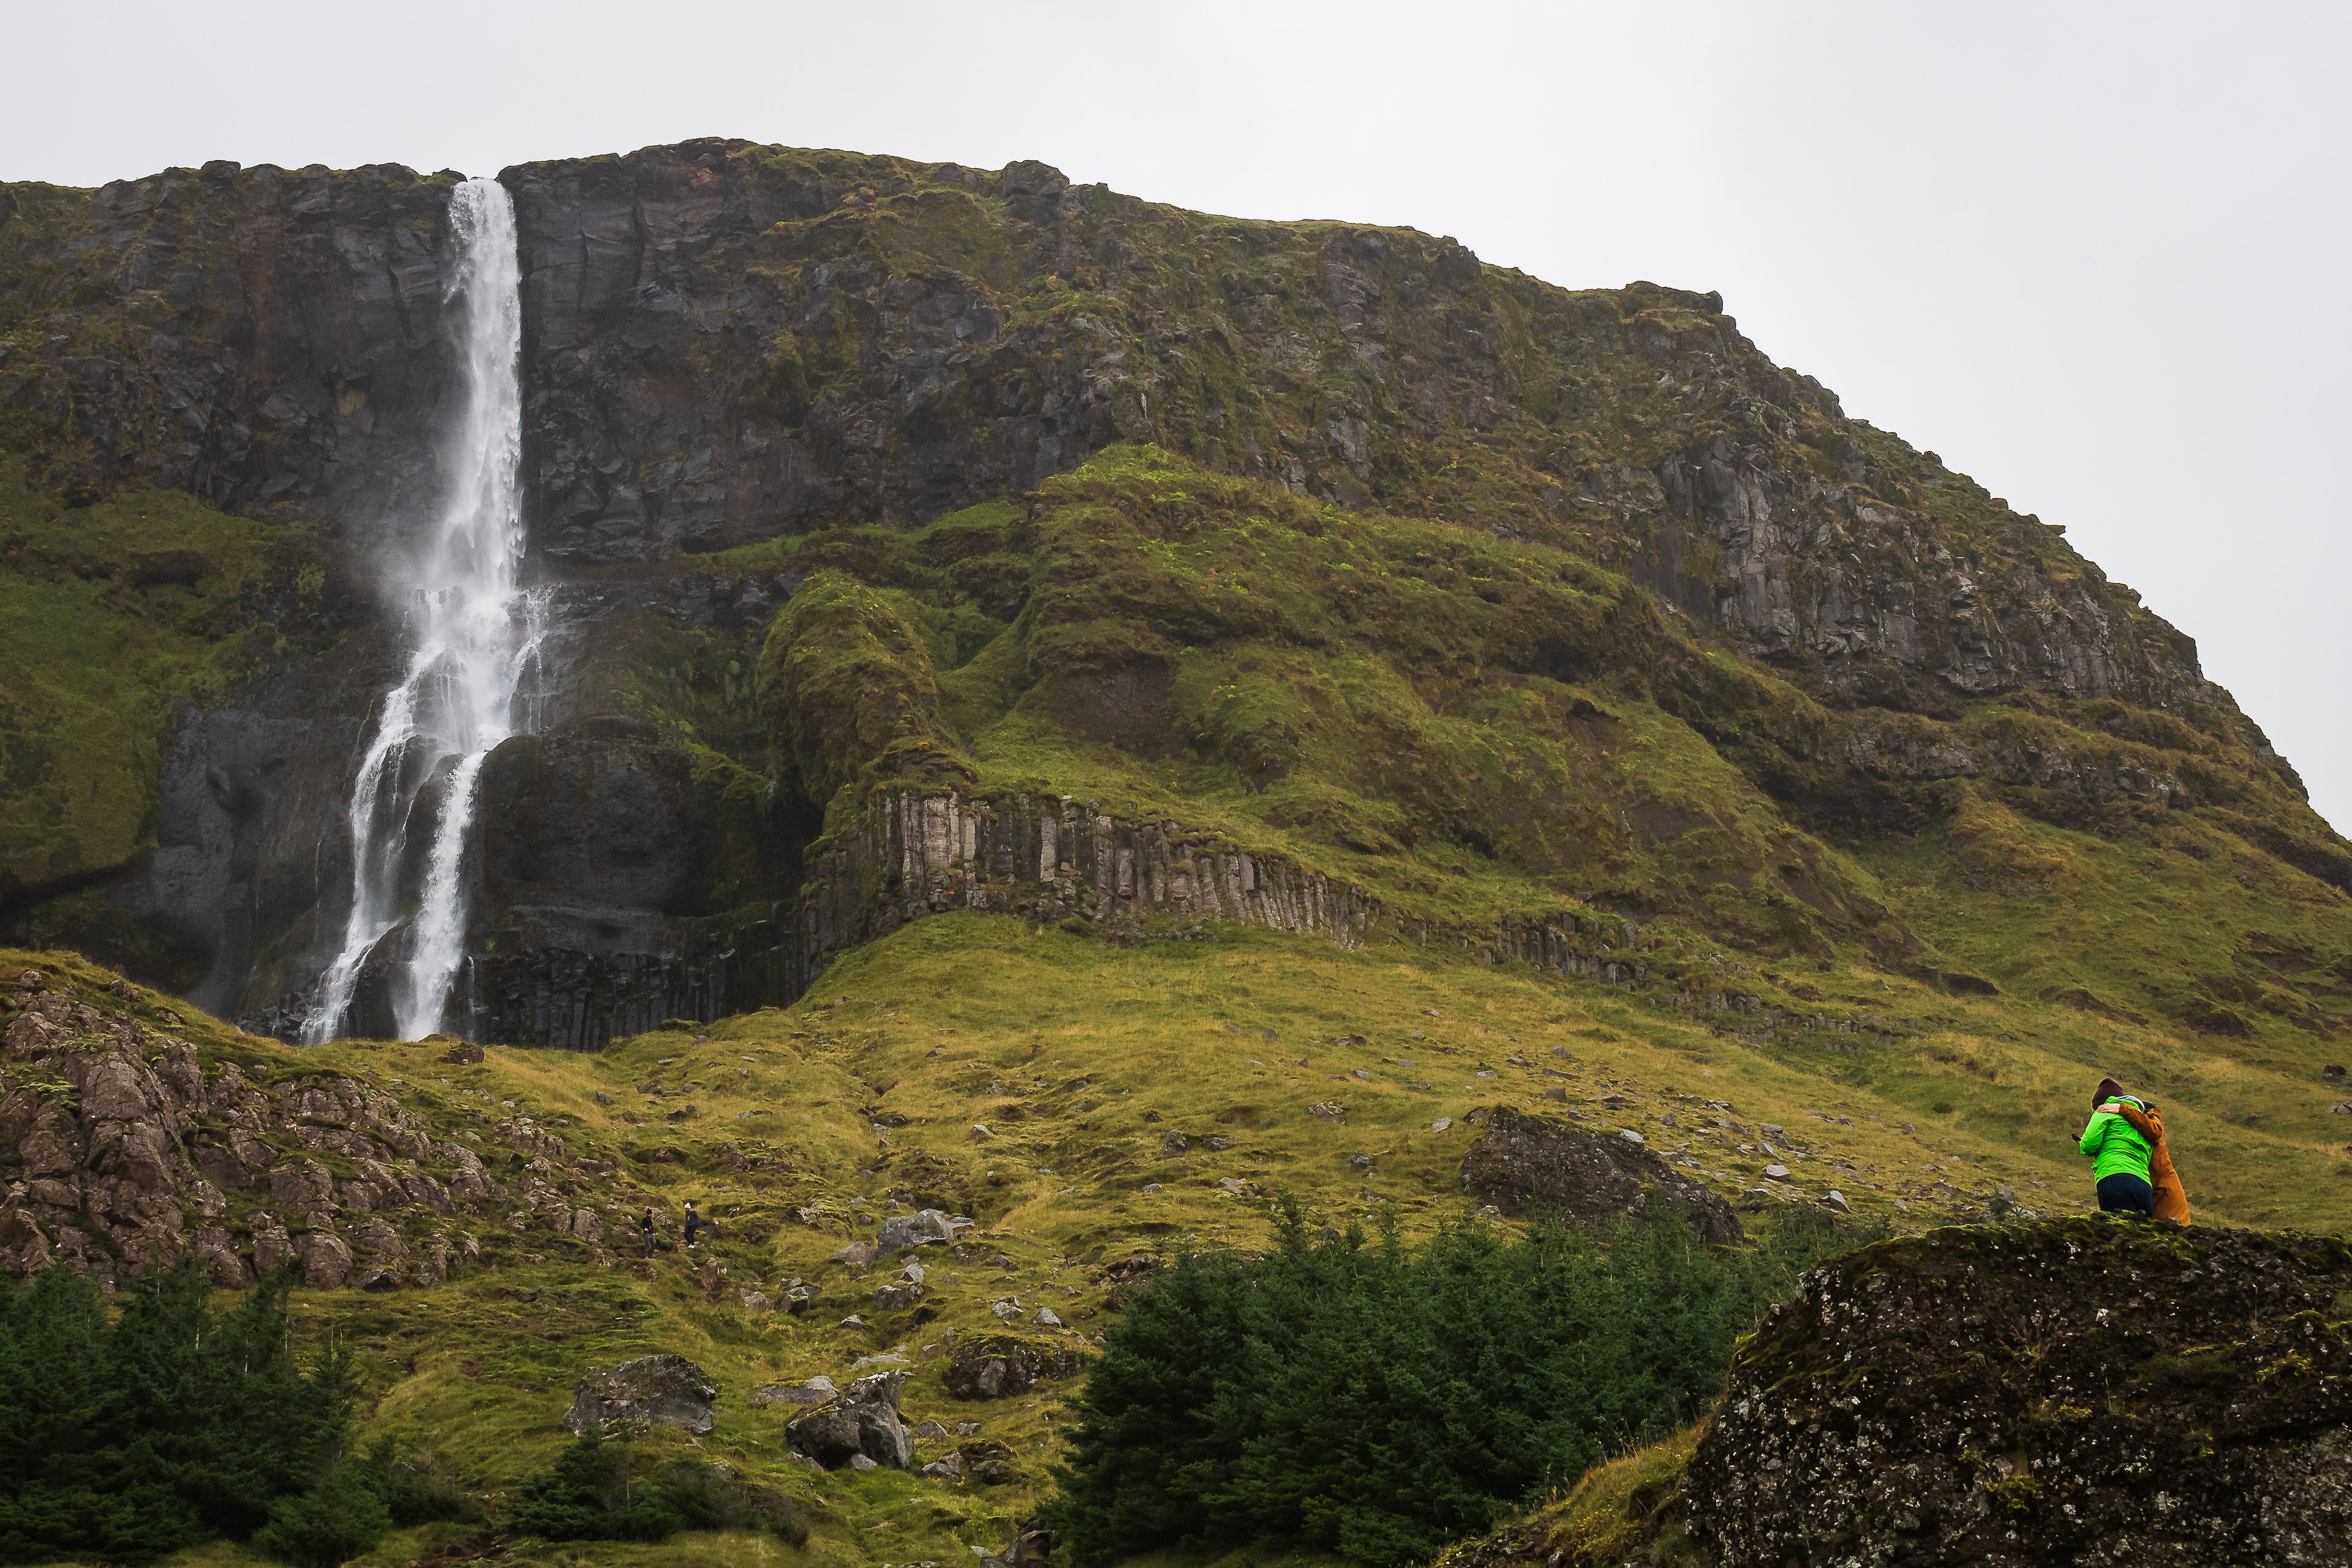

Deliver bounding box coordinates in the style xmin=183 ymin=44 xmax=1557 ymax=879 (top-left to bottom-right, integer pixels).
xmin=4 ymin=892 xmax=2347 ymax=1568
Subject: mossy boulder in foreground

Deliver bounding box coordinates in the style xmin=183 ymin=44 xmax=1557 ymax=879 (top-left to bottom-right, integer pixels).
xmin=1685 ymin=1219 xmax=2352 ymax=1566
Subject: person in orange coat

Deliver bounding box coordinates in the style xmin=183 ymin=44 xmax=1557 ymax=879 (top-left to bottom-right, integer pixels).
xmin=2089 ymin=1075 xmax=2193 ymax=1224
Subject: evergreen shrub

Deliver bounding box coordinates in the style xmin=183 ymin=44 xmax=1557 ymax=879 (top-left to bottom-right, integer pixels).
xmin=1047 ymin=1204 xmax=1855 ymax=1566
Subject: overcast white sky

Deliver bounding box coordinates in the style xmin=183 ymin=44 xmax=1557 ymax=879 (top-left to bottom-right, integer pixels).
xmin=8 ymin=1 xmax=2348 ymax=829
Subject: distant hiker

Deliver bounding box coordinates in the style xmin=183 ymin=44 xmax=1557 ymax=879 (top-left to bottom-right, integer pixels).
xmin=639 ymin=1209 xmax=657 ymax=1258
xmin=2079 ymin=1076 xmax=2192 ymax=1223
xmin=683 ymin=1200 xmax=701 ymax=1248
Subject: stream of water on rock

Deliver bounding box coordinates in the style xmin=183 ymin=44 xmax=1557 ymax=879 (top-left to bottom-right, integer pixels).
xmin=304 ymin=178 xmax=546 ymax=1044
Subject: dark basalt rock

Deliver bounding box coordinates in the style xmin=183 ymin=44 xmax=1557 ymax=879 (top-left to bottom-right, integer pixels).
xmin=1460 ymin=1106 xmax=1746 ymax=1245
xmin=0 ymin=160 xmax=466 ymax=536
xmin=1684 ymin=1219 xmax=2352 ymax=1567
xmin=785 ymin=1370 xmax=913 ymax=1469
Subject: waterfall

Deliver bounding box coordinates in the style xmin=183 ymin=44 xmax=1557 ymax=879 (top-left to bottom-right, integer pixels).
xmin=304 ymin=178 xmax=545 ymax=1045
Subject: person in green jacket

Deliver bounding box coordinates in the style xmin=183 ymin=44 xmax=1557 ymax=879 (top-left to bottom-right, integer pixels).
xmin=2079 ymin=1075 xmax=2155 ymax=1216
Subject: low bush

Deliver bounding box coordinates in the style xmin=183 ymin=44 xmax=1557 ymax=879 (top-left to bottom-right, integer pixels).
xmin=505 ymin=1431 xmax=804 ymax=1545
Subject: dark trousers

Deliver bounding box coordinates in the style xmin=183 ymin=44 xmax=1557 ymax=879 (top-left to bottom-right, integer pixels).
xmin=2097 ymin=1173 xmax=2155 ymax=1216
xmin=641 ymin=1232 xmax=655 ymax=1257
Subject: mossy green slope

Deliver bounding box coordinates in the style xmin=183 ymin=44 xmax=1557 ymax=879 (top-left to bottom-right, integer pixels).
xmin=0 ymin=459 xmax=334 ymax=914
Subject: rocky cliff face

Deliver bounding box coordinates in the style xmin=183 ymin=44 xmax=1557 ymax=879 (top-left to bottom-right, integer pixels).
xmin=0 ymin=139 xmax=2334 ymax=1043
xmin=490 ymin=140 xmax=2220 ymax=719
xmin=0 ymin=162 xmax=463 ymax=528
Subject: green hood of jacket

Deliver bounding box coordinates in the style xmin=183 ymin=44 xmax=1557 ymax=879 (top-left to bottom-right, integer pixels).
xmin=2079 ymin=1096 xmax=2154 ymax=1182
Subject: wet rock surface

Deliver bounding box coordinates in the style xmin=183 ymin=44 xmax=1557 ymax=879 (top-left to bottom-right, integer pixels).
xmin=1460 ymin=1106 xmax=1746 ymax=1245
xmin=1684 ymin=1219 xmax=2352 ymax=1567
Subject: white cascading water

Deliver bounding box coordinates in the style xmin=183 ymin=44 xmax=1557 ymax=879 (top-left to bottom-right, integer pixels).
xmin=304 ymin=178 xmax=546 ymax=1044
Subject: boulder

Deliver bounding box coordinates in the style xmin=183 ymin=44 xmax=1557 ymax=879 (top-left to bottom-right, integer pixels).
xmin=750 ymin=1375 xmax=835 ymax=1408
xmin=785 ymin=1370 xmax=913 ymax=1470
xmin=944 ymin=1335 xmax=1090 ymax=1400
xmin=293 ymin=1230 xmax=352 ymax=1289
xmin=1460 ymin=1106 xmax=1743 ymax=1245
xmin=1684 ymin=1219 xmax=2352 ymax=1566
xmin=957 ymin=1439 xmax=1017 ymax=1485
xmin=873 ymin=1208 xmax=958 ymax=1253
xmin=564 ymin=1353 xmax=718 ymax=1436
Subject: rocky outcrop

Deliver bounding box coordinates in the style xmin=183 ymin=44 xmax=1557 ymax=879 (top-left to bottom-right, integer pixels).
xmin=874 ymin=1207 xmax=963 ymax=1253
xmin=563 ymin=1353 xmax=718 ymax=1436
xmin=0 ymin=967 xmax=532 ymax=1289
xmin=794 ymin=790 xmax=1374 ymax=970
xmin=1683 ymin=1220 xmax=2352 ymax=1566
xmin=1460 ymin=1107 xmax=1746 ymax=1245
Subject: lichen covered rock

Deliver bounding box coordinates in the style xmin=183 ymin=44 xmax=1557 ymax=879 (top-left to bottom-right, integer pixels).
xmin=1685 ymin=1219 xmax=2352 ymax=1566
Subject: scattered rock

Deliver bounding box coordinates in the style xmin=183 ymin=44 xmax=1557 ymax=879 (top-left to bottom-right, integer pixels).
xmin=1430 ymin=1117 xmax=1453 ymax=1133
xmin=958 ymin=1439 xmax=1018 ymax=1485
xmin=564 ymin=1354 xmax=718 ymax=1436
xmin=831 ymin=1240 xmax=880 ymax=1267
xmin=875 ymin=1281 xmax=927 ymax=1312
xmin=293 ymin=1230 xmax=353 ymax=1290
xmin=1159 ymin=1131 xmax=1189 ymax=1153
xmin=1763 ymin=1164 xmax=1791 ymax=1180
